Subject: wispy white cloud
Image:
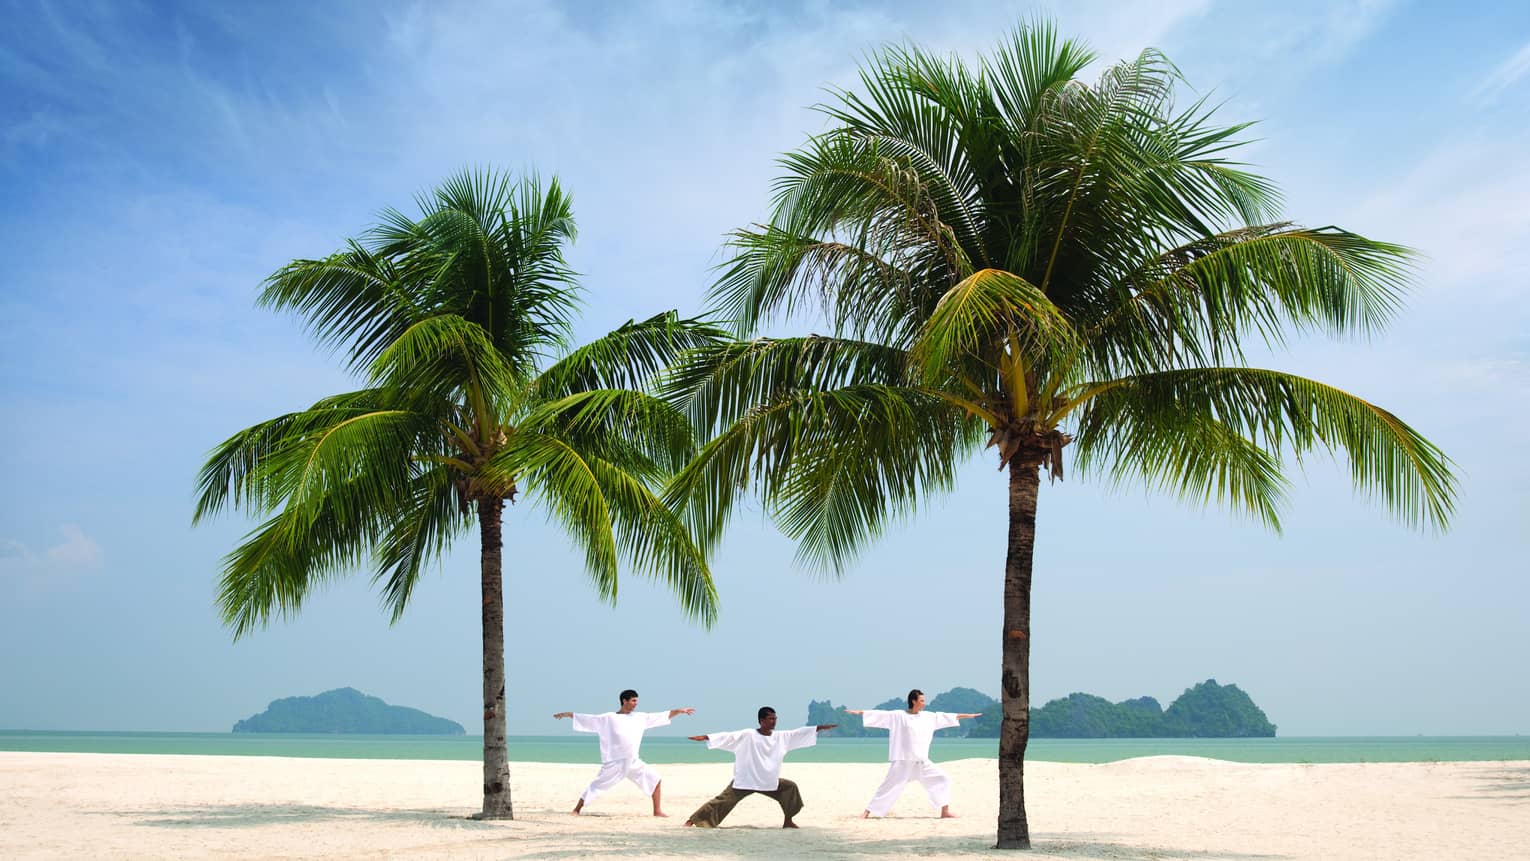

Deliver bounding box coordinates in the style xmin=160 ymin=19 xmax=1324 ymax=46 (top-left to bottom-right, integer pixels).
xmin=1243 ymin=0 xmax=1395 ymax=66
xmin=45 ymin=525 xmax=102 ymax=567
xmin=1471 ymin=37 xmax=1530 ymax=105
xmin=1344 ymin=132 xmax=1530 ymax=296
xmin=0 ymin=524 xmax=103 ymax=584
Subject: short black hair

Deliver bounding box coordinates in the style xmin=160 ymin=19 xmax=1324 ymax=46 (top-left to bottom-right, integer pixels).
xmin=757 ymin=706 xmax=776 ymax=722
xmin=907 ymin=689 xmax=923 ymax=709
xmin=620 ymin=689 xmax=639 ymax=703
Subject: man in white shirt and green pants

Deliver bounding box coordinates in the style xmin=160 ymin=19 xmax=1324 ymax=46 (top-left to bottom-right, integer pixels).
xmin=848 ymin=688 xmax=982 ymax=819
xmin=683 ymin=706 xmax=837 ymax=828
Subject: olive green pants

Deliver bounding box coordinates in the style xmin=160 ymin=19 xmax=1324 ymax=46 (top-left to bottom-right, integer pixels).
xmin=685 ymin=779 xmax=803 ymax=827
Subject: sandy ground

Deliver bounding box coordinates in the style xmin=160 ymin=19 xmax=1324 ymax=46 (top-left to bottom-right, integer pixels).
xmin=1 ymin=752 xmax=1525 ymax=859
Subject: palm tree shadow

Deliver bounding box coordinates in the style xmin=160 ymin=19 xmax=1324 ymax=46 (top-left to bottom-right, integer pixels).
xmin=505 ymin=828 xmax=1299 ymax=860
xmin=126 ymin=804 xmax=488 ymax=830
xmin=1025 ymin=835 xmax=1293 ymax=859
xmin=117 ymin=807 xmax=1309 ymax=859
xmin=1458 ymin=765 xmax=1530 ymax=802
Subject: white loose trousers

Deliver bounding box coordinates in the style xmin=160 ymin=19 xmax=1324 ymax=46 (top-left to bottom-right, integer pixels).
xmin=579 ymin=758 xmax=662 ymax=803
xmin=864 ymin=760 xmax=951 ymax=816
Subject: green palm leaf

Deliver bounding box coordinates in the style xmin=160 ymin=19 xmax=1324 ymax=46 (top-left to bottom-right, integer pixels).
xmin=1072 ymin=368 xmax=1455 ymax=528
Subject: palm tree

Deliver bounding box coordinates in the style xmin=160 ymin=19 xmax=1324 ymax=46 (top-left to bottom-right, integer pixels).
xmin=194 ymin=170 xmax=721 ymax=819
xmin=667 ymin=26 xmax=1455 ymax=848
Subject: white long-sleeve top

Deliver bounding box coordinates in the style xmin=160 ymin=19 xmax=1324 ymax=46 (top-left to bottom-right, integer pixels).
xmin=571 ymin=711 xmax=671 ymax=763
xmin=860 ymin=709 xmax=960 ymax=762
xmin=705 ymin=725 xmax=818 ymax=790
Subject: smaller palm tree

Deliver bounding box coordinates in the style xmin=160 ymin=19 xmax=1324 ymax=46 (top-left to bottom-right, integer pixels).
xmin=194 ymin=170 xmax=722 ymax=819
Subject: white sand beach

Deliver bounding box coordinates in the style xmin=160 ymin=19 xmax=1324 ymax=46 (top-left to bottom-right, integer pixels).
xmin=1 ymin=752 xmax=1524 ymax=859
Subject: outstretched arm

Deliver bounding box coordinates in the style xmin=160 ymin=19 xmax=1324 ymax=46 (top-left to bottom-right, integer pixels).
xmin=845 ymin=710 xmax=864 ymax=715
xmin=956 ymin=713 xmax=982 ymax=719
xmin=815 ymin=724 xmax=838 ymax=732
xmin=687 ymin=734 xmax=709 ymax=742
xmin=553 ymin=712 xmax=573 ymax=719
xmin=669 ymin=708 xmax=696 ymax=718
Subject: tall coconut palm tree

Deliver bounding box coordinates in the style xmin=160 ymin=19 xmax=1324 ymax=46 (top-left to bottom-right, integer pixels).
xmin=666 ymin=26 xmax=1455 ymax=848
xmin=194 ymin=170 xmax=721 ymax=819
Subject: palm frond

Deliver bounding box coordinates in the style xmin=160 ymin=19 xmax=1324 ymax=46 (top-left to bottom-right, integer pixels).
xmin=194 ymin=389 xmax=432 ymax=522
xmin=1086 ymin=226 xmax=1414 ymax=373
xmin=580 ymin=453 xmax=718 ymax=625
xmin=910 ymin=268 xmax=1078 ymax=382
xmin=665 ymin=335 xmax=913 ymax=434
xmin=666 ymin=380 xmax=978 ymax=566
xmin=217 ymin=473 xmax=395 ymax=639
xmin=1071 ymin=368 xmax=1456 ymax=529
xmin=1070 ymin=390 xmax=1289 ymax=527
xmin=368 ymin=314 xmax=527 ymax=417
xmin=535 ymin=312 xmax=730 ymax=399
xmin=985 ymin=21 xmax=1096 ymax=134
xmin=481 ymin=432 xmax=618 ymax=600
xmin=521 ymin=388 xmax=698 ymax=477
xmin=768 ymin=384 xmax=974 ymax=571
xmin=372 ymin=466 xmax=469 ymax=622
xmin=258 ymin=241 xmax=422 ymax=372
xmin=714 ymin=132 xmax=972 ymax=342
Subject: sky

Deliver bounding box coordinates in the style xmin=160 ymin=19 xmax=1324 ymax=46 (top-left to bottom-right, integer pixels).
xmin=1 ymin=0 xmax=1526 ymax=738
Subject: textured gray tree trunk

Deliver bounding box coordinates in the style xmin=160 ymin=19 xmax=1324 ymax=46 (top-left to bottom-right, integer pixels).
xmin=997 ymin=461 xmax=1038 ymax=848
xmin=478 ymin=498 xmax=513 ymax=819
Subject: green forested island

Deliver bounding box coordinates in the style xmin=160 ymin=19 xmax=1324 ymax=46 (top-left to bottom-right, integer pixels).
xmin=232 ymin=688 xmax=465 ymax=734
xmin=808 ymin=680 xmax=1275 ymax=738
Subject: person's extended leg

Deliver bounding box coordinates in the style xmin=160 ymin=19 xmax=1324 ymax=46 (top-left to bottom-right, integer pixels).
xmin=684 ymin=784 xmax=751 ymax=828
xmin=760 ymin=778 xmax=805 ymax=828
xmin=651 ymin=781 xmax=666 ymax=816
xmin=575 ymin=761 xmax=626 ymax=814
xmin=863 ymin=761 xmax=915 ymax=818
xmin=916 ymin=761 xmax=956 ymax=818
xmin=626 ymin=760 xmax=667 ymax=817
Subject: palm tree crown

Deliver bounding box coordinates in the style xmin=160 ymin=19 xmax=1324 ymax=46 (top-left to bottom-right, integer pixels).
xmin=194 ymin=170 xmax=721 ymax=819
xmin=673 ymin=25 xmax=1455 ymax=848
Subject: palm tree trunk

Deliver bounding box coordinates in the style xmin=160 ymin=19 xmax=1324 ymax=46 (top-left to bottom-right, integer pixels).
xmin=997 ymin=461 xmax=1039 ymax=849
xmin=478 ymin=497 xmax=513 ymax=819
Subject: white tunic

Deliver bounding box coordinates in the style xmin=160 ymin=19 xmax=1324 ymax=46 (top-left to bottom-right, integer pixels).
xmin=861 ymin=709 xmax=960 ymax=762
xmin=705 ymin=726 xmax=818 ymax=790
xmin=571 ymin=711 xmax=671 ymax=763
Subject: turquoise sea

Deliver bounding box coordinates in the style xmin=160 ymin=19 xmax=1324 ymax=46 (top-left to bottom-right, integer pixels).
xmin=2 ymin=732 xmax=1525 ymax=764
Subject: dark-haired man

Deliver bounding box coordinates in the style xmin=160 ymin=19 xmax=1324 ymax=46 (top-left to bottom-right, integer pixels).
xmin=553 ymin=689 xmax=694 ymax=816
xmin=847 ymin=689 xmax=981 ymax=819
xmin=683 ymin=707 xmax=836 ymax=828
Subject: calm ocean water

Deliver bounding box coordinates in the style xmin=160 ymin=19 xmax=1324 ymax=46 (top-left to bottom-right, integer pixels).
xmin=2 ymin=732 xmax=1525 ymax=764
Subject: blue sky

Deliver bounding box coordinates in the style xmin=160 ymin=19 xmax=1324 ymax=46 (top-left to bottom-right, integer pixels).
xmin=1 ymin=0 xmax=1526 ymax=737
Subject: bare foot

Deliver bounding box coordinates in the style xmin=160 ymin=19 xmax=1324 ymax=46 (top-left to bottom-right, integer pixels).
xmin=940 ymin=811 xmax=959 ymax=819
xmin=569 ymin=810 xmax=580 ymax=816
xmin=860 ymin=810 xmax=871 ymax=819
xmin=653 ymin=811 xmax=669 ymax=818
xmin=782 ymin=820 xmax=799 ymax=829
xmin=684 ymin=820 xmax=695 ymax=827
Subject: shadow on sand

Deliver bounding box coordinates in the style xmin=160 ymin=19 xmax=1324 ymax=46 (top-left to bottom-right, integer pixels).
xmin=1462 ymin=765 xmax=1530 ymax=802
xmin=127 ymin=803 xmax=483 ymax=830
xmin=121 ymin=803 xmax=1295 ymax=859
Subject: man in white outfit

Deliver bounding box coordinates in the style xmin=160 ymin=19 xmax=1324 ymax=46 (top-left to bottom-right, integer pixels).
xmin=848 ymin=688 xmax=982 ymax=819
xmin=553 ymin=689 xmax=694 ymax=816
xmin=683 ymin=706 xmax=837 ymax=828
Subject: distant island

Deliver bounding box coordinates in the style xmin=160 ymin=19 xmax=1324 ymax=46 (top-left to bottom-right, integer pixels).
xmin=232 ymin=687 xmax=465 ymax=734
xmin=808 ymin=679 xmax=1275 ymax=738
